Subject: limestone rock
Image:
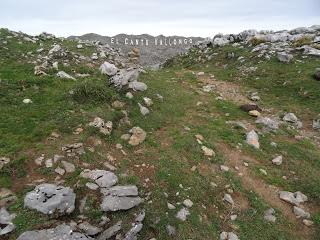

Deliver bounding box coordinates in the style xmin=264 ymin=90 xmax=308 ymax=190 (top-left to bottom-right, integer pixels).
xmin=97 ymin=221 xmax=122 ymax=240
xmin=89 ymin=117 xmax=113 ymax=135
xmin=57 ymin=71 xmax=75 ymax=80
xmin=176 ymin=207 xmax=190 ymax=221
xmin=128 ymin=127 xmax=146 ymax=146
xmin=128 ymin=81 xmax=148 ymax=91
xmin=78 ymin=221 xmax=102 ymax=236
xmin=279 ymin=191 xmax=308 ymax=206
xmin=80 ymin=170 xmax=118 ymax=188
xmin=201 ymin=146 xmax=215 ymax=157
xmin=246 ymin=130 xmax=260 ymax=149
xmin=101 ymin=196 xmax=142 ymax=212
xmin=293 ymin=206 xmax=310 ymax=219
xmin=17 ymin=224 xmax=93 ymax=240
xmin=264 ymin=208 xmax=276 ymax=223
xmin=24 ymin=184 xmax=76 ymax=215
xmin=0 ymin=207 xmax=16 ymax=236
xmin=100 ymin=62 xmax=118 ymax=76
xmin=277 ymin=52 xmax=293 ymax=63
xmin=138 ymin=103 xmax=150 ymax=116
xmin=101 ymin=185 xmax=138 ymax=197
xmin=0 ymin=157 xmax=10 ymax=170
xmin=272 ymin=155 xmax=283 ymax=166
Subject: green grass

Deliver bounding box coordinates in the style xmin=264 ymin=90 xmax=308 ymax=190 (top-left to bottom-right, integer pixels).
xmin=1 ymin=29 xmax=320 ymax=239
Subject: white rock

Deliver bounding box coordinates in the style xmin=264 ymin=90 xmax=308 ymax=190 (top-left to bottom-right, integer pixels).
xmin=246 ymin=130 xmax=260 ymax=149
xmin=138 ymin=103 xmax=150 ymax=116
xmin=23 ymin=99 xmax=32 ymax=104
xmin=99 ymin=62 xmax=118 ymax=76
xmin=272 ymin=155 xmax=283 ymax=165
xmin=175 ymin=207 xmax=190 ymax=221
xmin=293 ymin=206 xmax=310 ymax=219
xmin=56 ymin=71 xmax=75 ymax=80
xmin=223 ymin=194 xmax=234 ymax=205
xmin=201 ymin=146 xmax=215 ymax=157
xmin=183 ymin=199 xmax=193 ymax=208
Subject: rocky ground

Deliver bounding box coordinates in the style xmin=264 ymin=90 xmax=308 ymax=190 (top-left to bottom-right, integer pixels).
xmin=0 ymin=26 xmax=320 ymax=239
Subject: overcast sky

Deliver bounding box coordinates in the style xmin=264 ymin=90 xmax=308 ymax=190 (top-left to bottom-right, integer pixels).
xmin=0 ymin=0 xmax=319 ymax=37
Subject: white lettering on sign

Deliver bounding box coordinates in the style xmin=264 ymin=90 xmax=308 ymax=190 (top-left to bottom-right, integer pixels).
xmin=110 ymin=37 xmax=196 ymax=47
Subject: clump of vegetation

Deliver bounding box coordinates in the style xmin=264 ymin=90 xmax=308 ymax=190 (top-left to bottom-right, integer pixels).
xmin=249 ymin=37 xmax=266 ymax=46
xmin=71 ymin=80 xmax=118 ymax=103
xmin=293 ymin=36 xmax=313 ymax=47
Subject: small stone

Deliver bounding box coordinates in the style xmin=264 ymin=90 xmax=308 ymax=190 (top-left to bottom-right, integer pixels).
xmin=302 ymin=219 xmax=314 ymax=227
xmin=97 ymin=221 xmax=122 ymax=240
xmin=230 ymin=215 xmax=237 ymax=221
xmin=166 ymin=225 xmax=176 ymax=236
xmin=0 ymin=157 xmax=10 ymax=170
xmin=283 ymin=113 xmax=298 ymax=123
xmin=246 ymin=130 xmax=260 ymax=149
xmin=220 ymin=165 xmax=229 ymax=172
xmin=121 ymin=134 xmax=131 ymax=141
xmin=167 ymin=203 xmax=176 ymax=210
xmin=100 ymin=196 xmax=142 ymax=212
xmin=223 ymin=194 xmax=234 ymax=205
xmin=183 ymin=199 xmax=193 ymax=208
xmin=45 ymin=159 xmax=53 ymax=168
xmin=86 ymin=182 xmax=99 ymax=190
xmin=138 ymin=103 xmax=150 ymax=116
xmin=248 ymin=110 xmax=261 ymax=117
xmin=57 ymin=71 xmax=75 ymax=80
xmin=277 ymin=52 xmax=293 ymax=63
xmin=78 ymin=222 xmax=102 ymax=236
xmin=55 ymin=167 xmax=65 ymax=176
xmin=23 ymin=99 xmax=32 ymax=104
xmin=264 ymin=208 xmax=276 ymax=223
xmin=126 ymin=92 xmax=134 ymax=99
xmin=259 ymin=169 xmax=267 ymax=175
xmin=201 ymin=146 xmax=215 ymax=157
xmin=293 ymin=206 xmax=310 ymax=219
xmin=272 ymin=155 xmax=283 ymax=166
xmin=279 ymin=191 xmax=308 ymax=206
xmin=176 ymin=207 xmax=190 ymax=221
xmin=61 ymin=161 xmax=75 ymax=173
xmin=128 ymin=127 xmax=146 ymax=146
xmin=143 ymin=97 xmax=153 ymax=106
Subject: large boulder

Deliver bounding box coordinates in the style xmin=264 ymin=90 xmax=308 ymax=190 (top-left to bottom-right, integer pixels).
xmin=17 ymin=224 xmax=93 ymax=240
xmin=100 ymin=62 xmax=118 ymax=76
xmin=24 ymin=184 xmax=76 ymax=215
xmin=101 ymin=196 xmax=142 ymax=212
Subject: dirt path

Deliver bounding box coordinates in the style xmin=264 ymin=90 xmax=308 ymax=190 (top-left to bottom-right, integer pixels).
xmin=217 ymin=142 xmax=314 ymax=239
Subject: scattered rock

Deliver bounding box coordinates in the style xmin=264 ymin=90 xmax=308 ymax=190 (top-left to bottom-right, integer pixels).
xmin=302 ymin=219 xmax=314 ymax=227
xmin=24 ymin=184 xmax=76 ymax=215
xmin=220 ymin=165 xmax=230 ymax=172
xmin=220 ymin=231 xmax=239 ymax=240
xmin=143 ymin=97 xmax=153 ymax=106
xmin=223 ymin=193 xmax=234 ymax=205
xmin=80 ymin=169 xmax=118 ymax=188
xmin=183 ymin=199 xmax=193 ymax=208
xmin=97 ymin=221 xmax=122 ymax=240
xmin=0 ymin=207 xmax=16 ymax=236
xmin=0 ymin=157 xmax=10 ymax=170
xmin=128 ymin=127 xmax=147 ymax=146
xmin=272 ymin=155 xmax=283 ymax=166
xmin=166 ymin=225 xmax=176 ymax=236
xmin=126 ymin=92 xmax=134 ymax=99
xmin=283 ymin=113 xmax=298 ymax=123
xmin=240 ymin=104 xmax=262 ymax=113
xmin=55 ymin=167 xmax=65 ymax=176
xmin=17 ymin=224 xmax=93 ymax=240
xmin=293 ymin=206 xmax=310 ymax=219
xmin=138 ymin=103 xmax=150 ymax=116
xmin=61 ymin=161 xmax=75 ymax=173
xmin=0 ymin=188 xmax=17 ymax=207
xmin=312 ymin=119 xmax=320 ymax=130
xmin=101 ymin=185 xmax=138 ymax=197
xmin=201 ymin=146 xmax=215 ymax=157
xmin=176 ymin=207 xmax=190 ymax=221
xmin=128 ymin=81 xmax=148 ymax=91
xmin=101 ymin=196 xmax=142 ymax=212
xmin=264 ymin=208 xmax=276 ymax=223
xmin=123 ymin=222 xmax=143 ymax=240
xmin=86 ymin=182 xmax=99 ymax=190
xmin=246 ymin=130 xmax=260 ymax=149
xmin=22 ymin=99 xmax=32 ymax=104
xmin=100 ymin=62 xmax=118 ymax=76
xmin=89 ymin=117 xmax=113 ymax=135
xmin=248 ymin=110 xmax=261 ymax=117
xmin=256 ymin=116 xmax=279 ymax=130
xmin=56 ymin=71 xmax=75 ymax=80
xmin=279 ymin=191 xmax=308 ymax=206
xmin=277 ymin=52 xmax=293 ymax=63
xmin=167 ymin=203 xmax=176 ymax=210
xmin=78 ymin=221 xmax=102 ymax=236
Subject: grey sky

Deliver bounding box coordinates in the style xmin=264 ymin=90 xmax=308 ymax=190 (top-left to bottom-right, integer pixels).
xmin=0 ymin=0 xmax=319 ymax=37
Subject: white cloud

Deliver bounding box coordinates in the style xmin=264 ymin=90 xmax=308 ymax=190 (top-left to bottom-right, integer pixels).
xmin=0 ymin=0 xmax=319 ymax=37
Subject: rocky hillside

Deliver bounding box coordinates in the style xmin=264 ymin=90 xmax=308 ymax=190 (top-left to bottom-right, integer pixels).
xmin=69 ymin=33 xmax=204 ymax=67
xmin=0 ymin=26 xmax=320 ymax=240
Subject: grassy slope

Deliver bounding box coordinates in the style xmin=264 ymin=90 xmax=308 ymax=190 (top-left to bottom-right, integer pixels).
xmin=0 ymin=29 xmax=320 ymax=239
